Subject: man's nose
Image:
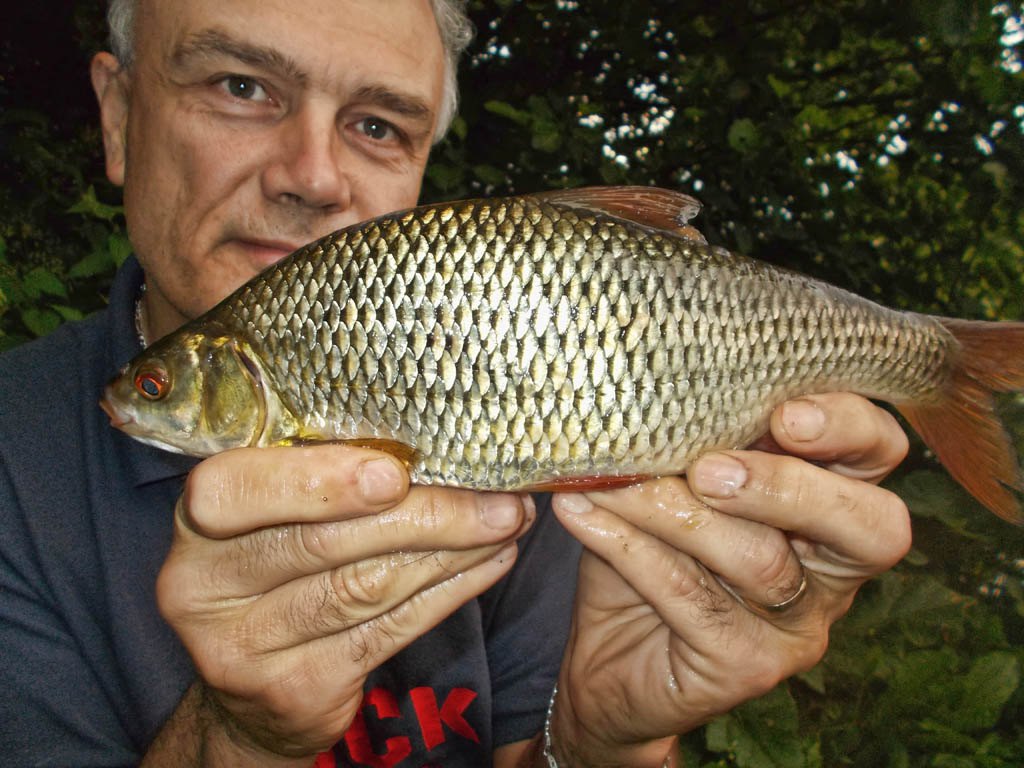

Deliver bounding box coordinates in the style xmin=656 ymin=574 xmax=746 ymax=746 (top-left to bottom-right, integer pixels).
xmin=261 ymin=106 xmax=352 ymax=212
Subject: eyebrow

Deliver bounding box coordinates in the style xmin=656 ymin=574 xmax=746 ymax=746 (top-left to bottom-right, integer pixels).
xmin=351 ymin=84 xmax=434 ymax=123
xmin=171 ymin=29 xmax=308 ymax=85
xmin=170 ymin=30 xmax=436 ymax=129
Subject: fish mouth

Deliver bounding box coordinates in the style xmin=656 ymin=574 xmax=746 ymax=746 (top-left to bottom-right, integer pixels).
xmin=99 ymin=391 xmax=134 ymax=429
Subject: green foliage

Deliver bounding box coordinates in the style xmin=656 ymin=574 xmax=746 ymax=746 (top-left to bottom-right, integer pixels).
xmin=2 ymin=0 xmax=1023 ymax=765
xmin=0 ymin=107 xmax=128 ymax=350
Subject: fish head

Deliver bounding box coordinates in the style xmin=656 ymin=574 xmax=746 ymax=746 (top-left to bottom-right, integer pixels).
xmin=101 ymin=328 xmax=268 ymax=457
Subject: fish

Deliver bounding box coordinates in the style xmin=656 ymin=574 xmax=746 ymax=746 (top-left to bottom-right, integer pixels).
xmin=100 ymin=186 xmax=1024 ymax=523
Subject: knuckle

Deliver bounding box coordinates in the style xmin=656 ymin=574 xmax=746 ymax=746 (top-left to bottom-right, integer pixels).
xmin=869 ymin=492 xmax=913 ymax=567
xmin=298 ymin=521 xmax=337 ymax=563
xmin=668 ymin=566 xmax=731 ymax=623
xmin=745 ymin=531 xmax=795 ymax=587
xmin=155 ymin=560 xmax=190 ymax=622
xmin=762 ymin=457 xmax=820 ymax=510
xmin=331 ymin=558 xmax=390 ymax=611
xmin=404 ymin=488 xmax=461 ymax=538
xmin=230 ymin=524 xmax=300 ymax=581
xmin=881 ymin=413 xmax=911 ymax=466
xmin=311 ymin=554 xmax=415 ymax=637
xmin=180 ymin=459 xmax=235 ymax=537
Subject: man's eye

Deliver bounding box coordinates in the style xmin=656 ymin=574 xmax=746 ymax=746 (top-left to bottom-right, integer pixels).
xmin=220 ymin=76 xmax=269 ymax=102
xmin=360 ymin=117 xmax=396 ymax=141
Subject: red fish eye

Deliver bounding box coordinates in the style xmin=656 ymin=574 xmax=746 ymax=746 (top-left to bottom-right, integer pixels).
xmin=134 ymin=369 xmax=168 ymax=400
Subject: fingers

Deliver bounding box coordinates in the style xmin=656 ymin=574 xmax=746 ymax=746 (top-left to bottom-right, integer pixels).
xmin=688 ymin=393 xmax=913 ymax=574
xmin=552 ymin=492 xmax=786 ymax=664
xmin=219 ymin=543 xmax=517 ymax=651
xmin=565 ymin=478 xmax=806 ymax=611
xmin=167 ymin=485 xmax=533 ymax=596
xmin=688 ymin=450 xmax=911 ymax=574
xmin=767 ymin=393 xmax=909 ymax=482
xmin=170 ymin=447 xmax=534 ymax=595
xmin=180 ymin=445 xmax=410 ymax=538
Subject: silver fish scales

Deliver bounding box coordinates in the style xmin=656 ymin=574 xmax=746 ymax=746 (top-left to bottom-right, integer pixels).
xmin=102 ymin=187 xmax=1024 ymax=522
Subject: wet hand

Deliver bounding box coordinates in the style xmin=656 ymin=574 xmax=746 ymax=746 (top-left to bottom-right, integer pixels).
xmin=156 ymin=444 xmax=533 ymax=760
xmin=549 ymin=393 xmax=911 ymax=766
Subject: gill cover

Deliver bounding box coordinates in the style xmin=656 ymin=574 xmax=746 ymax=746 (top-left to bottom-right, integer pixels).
xmin=198 ymin=335 xmax=266 ymax=448
xmin=191 ymin=333 xmax=302 ymax=453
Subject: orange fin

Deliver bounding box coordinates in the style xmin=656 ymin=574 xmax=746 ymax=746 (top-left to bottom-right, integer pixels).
xmin=338 ymin=438 xmax=420 ymax=468
xmin=897 ymin=318 xmax=1024 ymax=524
xmin=537 ymin=186 xmax=702 ymax=232
xmin=522 ymin=474 xmax=651 ymax=493
xmin=282 ymin=436 xmax=420 ymax=468
xmin=674 ymin=224 xmax=707 ymax=244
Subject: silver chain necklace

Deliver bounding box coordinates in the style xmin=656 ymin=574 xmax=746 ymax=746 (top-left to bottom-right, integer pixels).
xmin=134 ymin=283 xmax=148 ymax=349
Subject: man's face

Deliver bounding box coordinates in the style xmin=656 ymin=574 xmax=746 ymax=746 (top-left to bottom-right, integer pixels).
xmin=93 ymin=0 xmax=445 ymax=339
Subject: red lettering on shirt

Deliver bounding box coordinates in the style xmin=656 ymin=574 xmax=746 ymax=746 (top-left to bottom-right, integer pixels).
xmin=343 ymin=688 xmax=413 ymax=768
xmin=338 ymin=686 xmax=481 ymax=766
xmin=409 ymin=687 xmax=480 ymax=749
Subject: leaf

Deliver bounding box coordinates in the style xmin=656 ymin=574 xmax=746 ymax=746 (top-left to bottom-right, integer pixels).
xmin=727 ymin=118 xmax=761 ymax=154
xmin=767 ymin=74 xmax=792 ymax=99
xmin=109 ymin=232 xmax=133 ymax=267
xmin=950 ymin=651 xmax=1020 ymax=732
xmin=20 ymin=307 xmax=61 ymax=337
xmin=903 ymin=546 xmax=930 ymax=566
xmin=886 ymin=470 xmax=984 ymax=537
xmin=22 ymin=267 xmax=67 ymax=299
xmin=52 ymin=305 xmax=84 ymax=322
xmin=425 ymin=163 xmax=463 ymax=192
xmin=705 ymin=685 xmax=811 ymax=767
xmin=68 ymin=185 xmax=124 ymax=222
xmin=484 ymin=99 xmax=533 ymax=126
xmin=69 ymin=248 xmax=116 ymax=279
xmin=796 ymin=665 xmax=826 ymax=695
xmin=450 ymin=115 xmax=468 ymax=141
xmin=531 ymin=121 xmax=562 ymax=153
xmin=473 ymin=164 xmax=507 ymax=187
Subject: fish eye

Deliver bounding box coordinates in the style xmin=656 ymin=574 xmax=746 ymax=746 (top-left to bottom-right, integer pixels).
xmin=134 ymin=368 xmax=169 ymax=401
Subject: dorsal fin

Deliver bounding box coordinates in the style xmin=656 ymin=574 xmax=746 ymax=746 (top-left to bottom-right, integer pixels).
xmin=535 ymin=186 xmax=703 ymax=234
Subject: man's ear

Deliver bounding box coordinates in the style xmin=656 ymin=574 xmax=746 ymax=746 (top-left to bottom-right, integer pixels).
xmin=90 ymin=52 xmax=130 ymax=187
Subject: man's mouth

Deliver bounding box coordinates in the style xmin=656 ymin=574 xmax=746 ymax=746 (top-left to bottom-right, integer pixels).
xmin=235 ymin=238 xmax=306 ymax=271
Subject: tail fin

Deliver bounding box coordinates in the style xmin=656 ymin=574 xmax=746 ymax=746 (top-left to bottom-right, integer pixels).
xmin=896 ymin=318 xmax=1024 ymax=524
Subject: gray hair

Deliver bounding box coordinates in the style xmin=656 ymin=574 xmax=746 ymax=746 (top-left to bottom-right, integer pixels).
xmin=106 ymin=0 xmax=473 ymax=142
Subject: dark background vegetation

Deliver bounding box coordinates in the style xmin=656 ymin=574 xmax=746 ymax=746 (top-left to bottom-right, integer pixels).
xmin=2 ymin=1 xmax=1023 ymax=765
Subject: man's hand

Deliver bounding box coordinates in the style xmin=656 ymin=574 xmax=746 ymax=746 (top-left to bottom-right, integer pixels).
xmin=548 ymin=393 xmax=912 ymax=767
xmin=150 ymin=444 xmax=533 ymax=764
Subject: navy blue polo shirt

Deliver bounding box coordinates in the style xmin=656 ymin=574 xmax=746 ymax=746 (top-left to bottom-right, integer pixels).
xmin=0 ymin=257 xmax=579 ymax=767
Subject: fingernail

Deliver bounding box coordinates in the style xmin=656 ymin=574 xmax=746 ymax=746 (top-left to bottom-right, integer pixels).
xmin=481 ymin=495 xmax=522 ymax=529
xmin=690 ymin=454 xmax=747 ymax=499
xmin=780 ymin=399 xmax=827 ymax=442
xmin=557 ymin=493 xmax=593 ymax=515
xmin=357 ymin=458 xmax=405 ymax=504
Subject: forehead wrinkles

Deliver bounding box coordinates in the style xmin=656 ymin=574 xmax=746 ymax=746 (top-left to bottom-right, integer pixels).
xmin=166 ymin=25 xmax=437 ymax=120
xmin=170 ymin=28 xmax=307 ymax=84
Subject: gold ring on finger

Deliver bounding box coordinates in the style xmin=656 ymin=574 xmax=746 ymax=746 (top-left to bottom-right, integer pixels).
xmin=758 ymin=571 xmax=808 ymax=613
